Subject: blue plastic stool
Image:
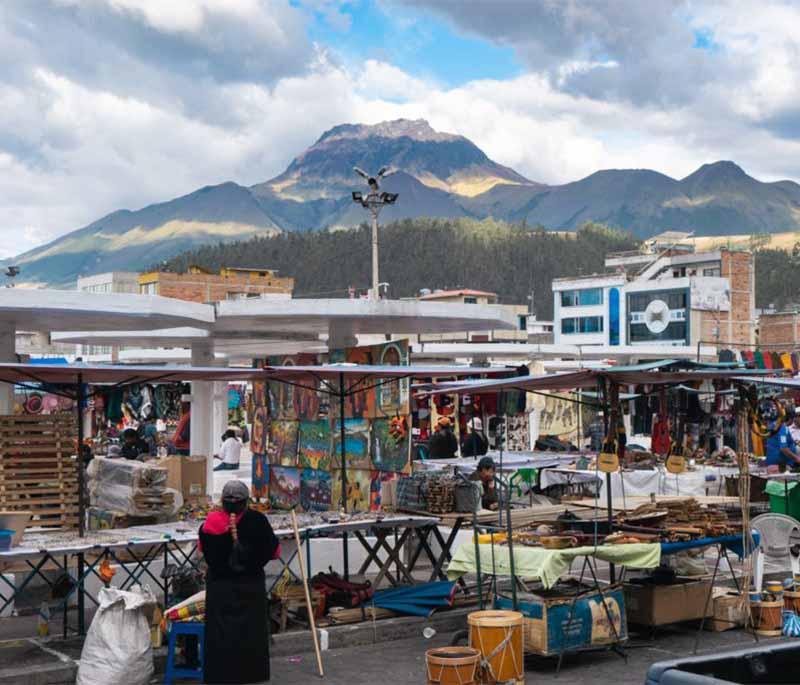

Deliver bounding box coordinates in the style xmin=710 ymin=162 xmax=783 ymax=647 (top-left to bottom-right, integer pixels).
xmin=164 ymin=621 xmax=204 ymax=684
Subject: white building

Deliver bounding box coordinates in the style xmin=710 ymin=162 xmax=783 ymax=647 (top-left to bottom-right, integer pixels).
xmin=552 ymin=233 xmax=755 ymax=353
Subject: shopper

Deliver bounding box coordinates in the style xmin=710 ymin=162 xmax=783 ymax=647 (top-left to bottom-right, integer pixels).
xmin=120 ymin=428 xmax=149 ymax=460
xmin=469 ymin=456 xmax=499 ymax=510
xmin=172 ymin=404 xmax=191 ymax=455
xmin=461 ymin=417 xmax=488 ymax=458
xmin=199 ymin=480 xmax=280 ymax=684
xmin=427 ymin=416 xmax=458 ymax=459
xmin=214 ymin=429 xmax=242 ymax=471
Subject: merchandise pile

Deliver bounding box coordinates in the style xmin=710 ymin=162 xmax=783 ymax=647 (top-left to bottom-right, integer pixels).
xmin=87 ymin=457 xmax=176 ymax=517
xmin=617 ymin=497 xmax=741 ymax=541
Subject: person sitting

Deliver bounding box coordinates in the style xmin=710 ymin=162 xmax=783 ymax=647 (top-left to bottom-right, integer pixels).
xmin=461 ymin=417 xmax=488 ymax=458
xmin=120 ymin=427 xmax=149 ymax=460
xmin=427 ymin=416 xmax=458 ymax=459
xmin=469 ymin=456 xmax=499 ymax=510
xmin=214 ymin=429 xmax=242 ymax=471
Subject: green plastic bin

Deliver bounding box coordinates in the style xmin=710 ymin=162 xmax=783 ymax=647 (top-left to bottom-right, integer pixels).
xmin=765 ymin=480 xmax=800 ymax=519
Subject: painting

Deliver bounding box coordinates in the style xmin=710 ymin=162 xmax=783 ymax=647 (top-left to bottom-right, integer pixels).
xmin=251 ymin=456 xmax=269 ymax=500
xmin=300 ymin=468 xmax=332 ymax=512
xmin=268 ymin=420 xmax=299 ymax=466
xmin=369 ymin=470 xmax=398 ymax=511
xmin=370 ymin=416 xmax=410 ymax=473
xmin=252 ymin=380 xmax=267 ymax=410
xmin=331 ymin=469 xmax=371 ymax=512
xmin=250 ymin=406 xmax=269 ymax=455
xmin=331 ymin=418 xmax=370 ymax=470
xmin=298 ymin=419 xmax=332 ymax=471
xmin=269 ymin=466 xmax=300 ymax=510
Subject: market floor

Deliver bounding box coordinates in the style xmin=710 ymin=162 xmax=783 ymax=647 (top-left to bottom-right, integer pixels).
xmin=266 ymin=626 xmax=783 ymax=685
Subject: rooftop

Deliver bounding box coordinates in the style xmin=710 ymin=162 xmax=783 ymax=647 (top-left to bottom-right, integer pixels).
xmin=418 ymin=289 xmax=497 ymax=300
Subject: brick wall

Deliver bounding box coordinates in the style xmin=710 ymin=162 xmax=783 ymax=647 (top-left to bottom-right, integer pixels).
xmin=720 ymin=250 xmax=755 ymax=349
xmin=759 ymin=312 xmax=799 ymax=349
xmin=143 ymin=270 xmax=294 ymax=303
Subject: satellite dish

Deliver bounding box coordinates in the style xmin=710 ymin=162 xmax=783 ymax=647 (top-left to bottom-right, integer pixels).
xmin=644 ymin=299 xmax=670 ymax=334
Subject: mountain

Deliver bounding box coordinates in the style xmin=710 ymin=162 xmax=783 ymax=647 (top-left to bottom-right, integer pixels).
xmin=7 ymin=118 xmax=800 ymax=287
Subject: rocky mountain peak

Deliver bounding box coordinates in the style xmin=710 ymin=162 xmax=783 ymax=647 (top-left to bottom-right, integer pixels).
xmin=315 ymin=119 xmax=462 ymax=146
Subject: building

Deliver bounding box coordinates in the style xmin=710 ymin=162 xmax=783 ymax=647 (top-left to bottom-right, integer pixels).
xmin=552 ymin=233 xmax=756 ymax=351
xmin=758 ymin=309 xmax=800 ymax=350
xmin=77 ymin=272 xmax=140 ymax=295
xmin=415 ymin=289 xmax=529 ymax=343
xmin=137 ymin=266 xmax=294 ymax=303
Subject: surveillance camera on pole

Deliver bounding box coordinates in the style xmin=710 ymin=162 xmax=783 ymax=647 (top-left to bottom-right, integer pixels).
xmin=351 ymin=166 xmax=398 ymax=300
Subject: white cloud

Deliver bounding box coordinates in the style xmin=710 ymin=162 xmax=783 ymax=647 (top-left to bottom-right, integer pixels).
xmin=5 ymin=0 xmax=800 ymax=260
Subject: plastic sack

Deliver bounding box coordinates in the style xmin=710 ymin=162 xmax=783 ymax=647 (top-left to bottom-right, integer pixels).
xmin=783 ymin=610 xmax=800 ymax=637
xmin=76 ymin=586 xmax=156 ymax=685
xmin=666 ymin=549 xmax=707 ymax=576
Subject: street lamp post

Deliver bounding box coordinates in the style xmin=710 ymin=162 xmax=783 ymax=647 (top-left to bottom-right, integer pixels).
xmin=352 ymin=166 xmax=398 ymax=300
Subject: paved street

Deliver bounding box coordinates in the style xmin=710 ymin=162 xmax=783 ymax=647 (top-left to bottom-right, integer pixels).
xmin=268 ymin=627 xmax=782 ymax=685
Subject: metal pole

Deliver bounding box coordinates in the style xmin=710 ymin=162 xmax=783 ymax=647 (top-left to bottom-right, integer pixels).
xmin=77 ymin=375 xmax=85 ymax=538
xmin=497 ymin=390 xmax=505 ymax=528
xmin=371 ymin=206 xmax=379 ymax=300
xmin=339 ymin=372 xmax=349 ymax=581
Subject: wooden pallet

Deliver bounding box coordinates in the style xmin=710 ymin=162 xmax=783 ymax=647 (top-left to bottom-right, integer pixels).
xmin=0 ymin=414 xmax=79 ymax=529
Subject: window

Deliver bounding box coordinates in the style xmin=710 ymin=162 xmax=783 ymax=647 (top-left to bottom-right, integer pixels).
xmin=628 ymin=290 xmax=687 ymax=313
xmin=518 ymin=315 xmax=527 ymax=331
xmin=464 ymin=296 xmax=478 ymax=304
xmin=703 ymin=267 xmax=721 ymax=277
xmin=139 ymin=282 xmax=158 ymax=295
xmin=630 ymin=321 xmax=688 ymax=344
xmin=560 ymin=288 xmax=603 ymax=307
xmin=561 ymin=316 xmax=604 ymax=335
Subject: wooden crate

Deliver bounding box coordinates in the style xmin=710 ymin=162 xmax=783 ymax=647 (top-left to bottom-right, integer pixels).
xmin=0 ymin=414 xmax=79 ymax=530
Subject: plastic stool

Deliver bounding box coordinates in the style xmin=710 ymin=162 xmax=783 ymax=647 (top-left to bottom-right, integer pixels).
xmin=164 ymin=621 xmax=204 ymax=684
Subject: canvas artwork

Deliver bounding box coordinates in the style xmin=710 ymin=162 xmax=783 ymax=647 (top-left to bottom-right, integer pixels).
xmin=269 ymin=466 xmax=300 ymax=510
xmin=252 ymin=380 xmax=267 ymax=410
xmin=369 ymin=470 xmax=398 ymax=511
xmin=251 ymin=455 xmax=269 ymax=500
xmin=250 ymin=406 xmax=269 ymax=455
xmin=300 ymin=468 xmax=332 ymax=512
xmin=268 ymin=420 xmax=299 ymax=466
xmin=329 ymin=469 xmax=371 ymax=512
xmin=298 ymin=419 xmax=332 ymax=471
xmin=370 ymin=416 xmax=410 ymax=473
xmin=331 ymin=418 xmax=370 ymax=469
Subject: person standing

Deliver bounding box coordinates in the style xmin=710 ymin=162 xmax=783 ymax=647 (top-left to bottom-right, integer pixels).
xmin=461 ymin=418 xmax=488 ymax=458
xmin=199 ymin=481 xmax=280 ymax=683
xmin=427 ymin=416 xmax=458 ymax=459
xmin=765 ymin=413 xmax=800 ymax=473
xmin=788 ymin=408 xmax=800 ymax=448
xmin=214 ymin=429 xmax=242 ymax=471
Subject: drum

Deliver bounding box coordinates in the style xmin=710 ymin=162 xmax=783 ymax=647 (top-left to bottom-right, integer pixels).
xmin=468 ymin=610 xmax=524 ymax=685
xmin=752 ymin=600 xmax=783 ymax=636
xmin=784 ymin=591 xmax=800 ymax=614
xmin=426 ymin=647 xmax=481 ymax=685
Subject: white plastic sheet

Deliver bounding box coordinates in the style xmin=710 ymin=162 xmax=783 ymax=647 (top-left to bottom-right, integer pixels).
xmin=76 ymin=586 xmax=156 ymax=685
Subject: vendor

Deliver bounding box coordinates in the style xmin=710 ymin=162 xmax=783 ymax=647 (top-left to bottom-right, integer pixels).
xmin=428 ymin=416 xmax=458 ymax=459
xmin=765 ymin=416 xmax=800 ymax=472
xmin=172 ymin=403 xmax=191 ymax=455
xmin=199 ymin=480 xmax=281 ymax=684
xmin=120 ymin=428 xmax=149 ymax=460
xmin=214 ymin=429 xmax=242 ymax=471
xmin=461 ymin=417 xmax=488 ymax=458
xmin=469 ymin=456 xmax=499 ymax=510
xmin=789 ymin=408 xmax=800 ymax=448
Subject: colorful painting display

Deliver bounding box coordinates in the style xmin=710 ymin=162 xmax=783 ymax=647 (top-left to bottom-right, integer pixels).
xmin=331 ymin=418 xmax=370 ymax=470
xmin=269 ymin=466 xmax=300 ymax=510
xmin=300 ymin=469 xmax=332 ymax=512
xmin=259 ymin=341 xmax=411 ymax=511
xmin=268 ymin=420 xmax=299 ymax=467
xmin=370 ymin=416 xmax=410 ymax=473
xmin=298 ymin=419 xmax=331 ymax=470
xmin=251 ymin=456 xmax=269 ymax=499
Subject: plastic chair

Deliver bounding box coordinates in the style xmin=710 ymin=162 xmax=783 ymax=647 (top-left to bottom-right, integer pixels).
xmin=164 ymin=621 xmax=204 ymax=684
xmin=750 ymin=513 xmax=800 ymax=591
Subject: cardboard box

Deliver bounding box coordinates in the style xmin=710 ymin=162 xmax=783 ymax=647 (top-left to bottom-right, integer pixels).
xmin=162 ymin=455 xmax=207 ymax=502
xmin=624 ymin=579 xmax=713 ymax=627
xmin=496 ymin=585 xmax=628 ymax=656
xmin=707 ymin=590 xmax=747 ymax=632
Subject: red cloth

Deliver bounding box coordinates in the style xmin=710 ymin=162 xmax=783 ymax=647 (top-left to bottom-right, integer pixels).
xmin=173 ymin=412 xmax=191 ymax=450
xmin=199 ymin=509 xmax=281 ymax=559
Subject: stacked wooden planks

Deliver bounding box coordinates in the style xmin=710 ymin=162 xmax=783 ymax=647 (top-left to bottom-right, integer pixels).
xmin=0 ymin=414 xmax=79 ymax=529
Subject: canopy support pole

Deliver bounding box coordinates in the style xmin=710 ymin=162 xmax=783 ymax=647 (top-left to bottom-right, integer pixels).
xmin=77 ymin=374 xmax=86 ymax=538
xmin=339 ymin=372 xmax=349 ymax=580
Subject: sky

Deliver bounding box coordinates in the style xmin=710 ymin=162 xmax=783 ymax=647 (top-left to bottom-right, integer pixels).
xmin=3 ymin=0 xmax=800 ymax=258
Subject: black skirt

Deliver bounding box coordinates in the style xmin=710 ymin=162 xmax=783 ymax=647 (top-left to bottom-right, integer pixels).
xmin=203 ymin=576 xmax=268 ymax=684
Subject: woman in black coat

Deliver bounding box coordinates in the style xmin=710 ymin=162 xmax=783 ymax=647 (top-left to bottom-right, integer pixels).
xmin=199 ymin=480 xmax=280 ymax=683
